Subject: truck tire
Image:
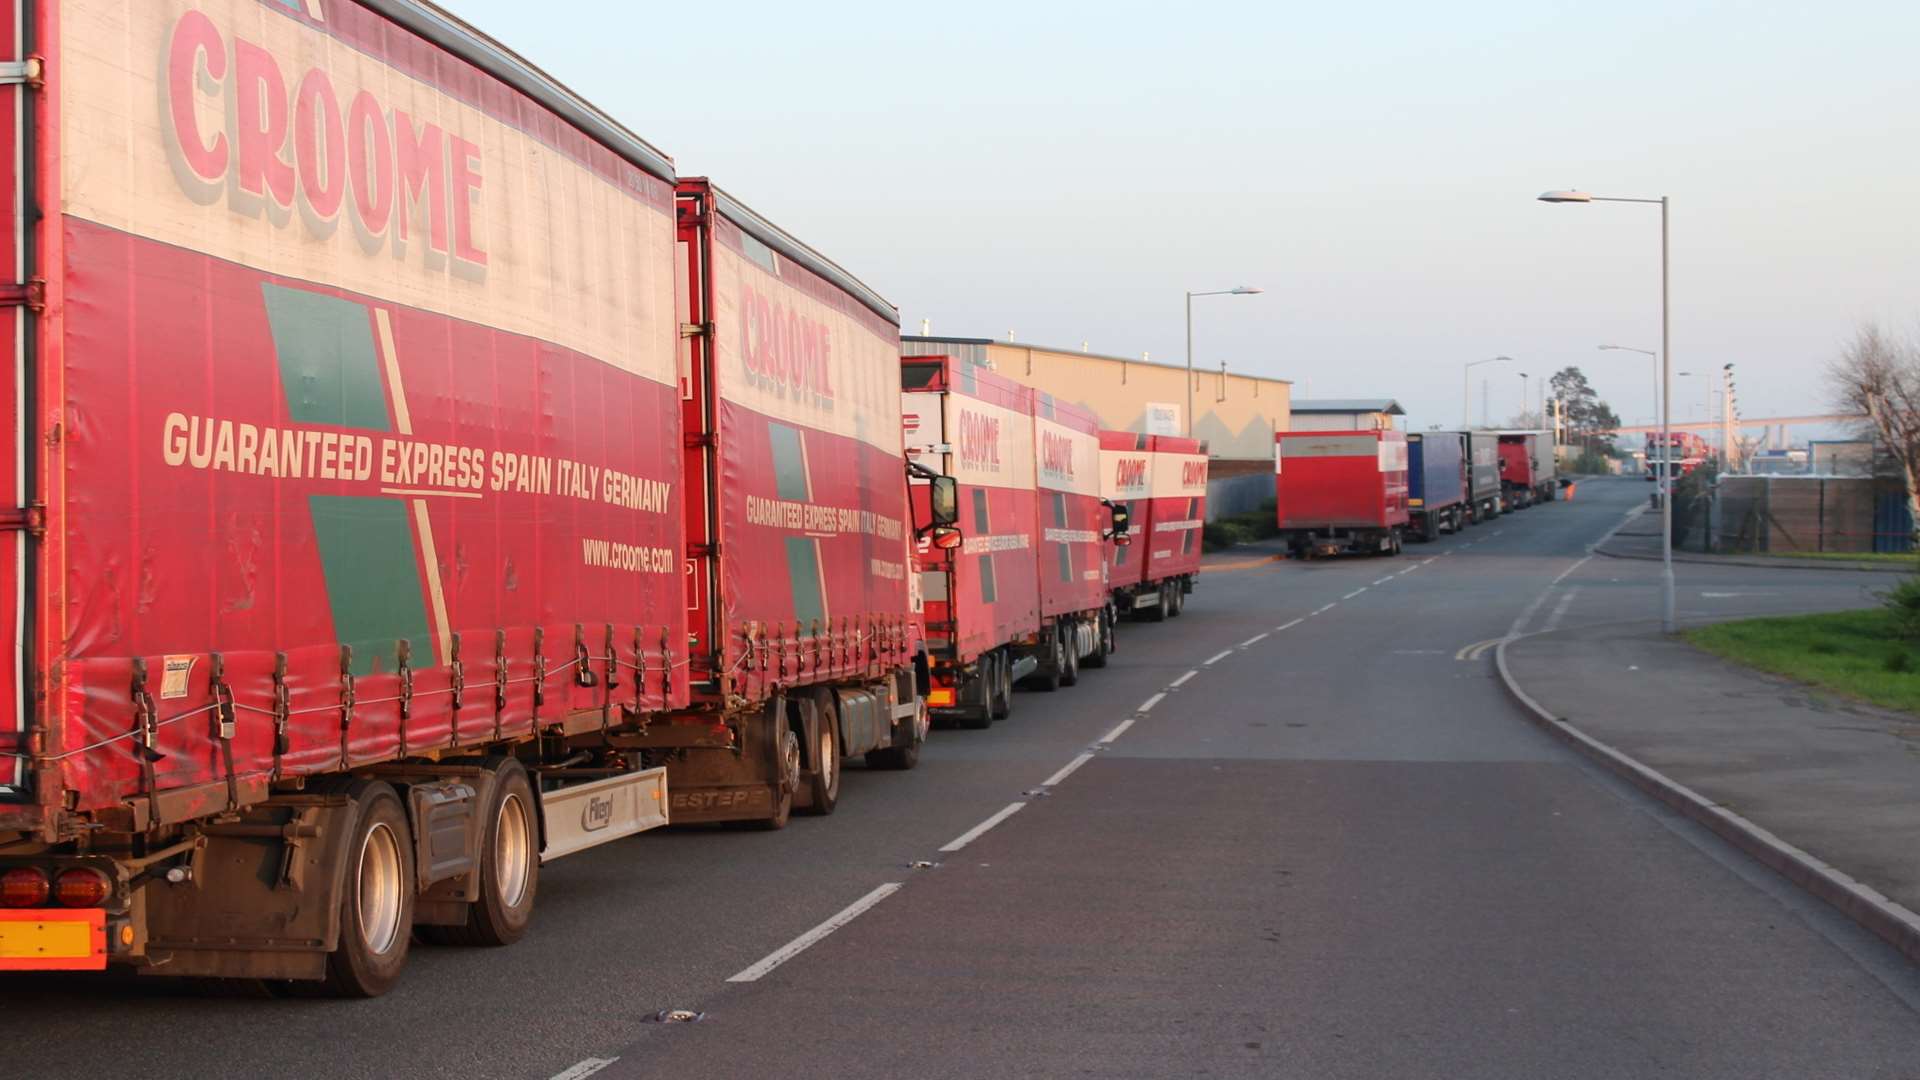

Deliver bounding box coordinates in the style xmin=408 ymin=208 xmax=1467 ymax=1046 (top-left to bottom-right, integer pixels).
xmin=1060 ymin=627 xmax=1082 ymax=687
xmin=1145 ymin=583 xmax=1169 ymax=622
xmin=865 ymin=698 xmax=923 ymax=770
xmin=990 ymin=650 xmax=1013 ymax=719
xmin=1083 ymin=611 xmax=1111 ymax=669
xmin=1033 ymin=632 xmax=1064 ymax=692
xmin=1168 ymin=585 xmax=1184 ymax=617
xmin=422 ymin=758 xmax=539 ymax=948
xmin=750 ymin=728 xmax=800 ymax=829
xmin=802 ymin=700 xmax=841 ymax=816
xmin=323 ymin=781 xmax=415 ymax=997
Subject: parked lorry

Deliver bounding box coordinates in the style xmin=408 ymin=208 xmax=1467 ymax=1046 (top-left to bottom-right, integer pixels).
xmin=1275 ymin=430 xmax=1410 ymax=558
xmin=1468 ymin=432 xmax=1503 ymax=523
xmin=1028 ymin=395 xmax=1116 ymax=686
xmin=901 ymin=357 xmax=1042 ymax=727
xmin=1098 ymin=432 xmax=1206 ymax=621
xmin=0 ymin=0 xmax=936 ymax=996
xmin=1497 ymin=431 xmax=1558 ymax=509
xmin=627 ymin=179 xmax=932 ymax=827
xmin=1406 ymin=432 xmax=1469 ymax=540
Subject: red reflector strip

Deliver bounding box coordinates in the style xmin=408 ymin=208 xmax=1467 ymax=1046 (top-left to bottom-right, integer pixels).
xmin=0 ymin=909 xmax=107 ymax=971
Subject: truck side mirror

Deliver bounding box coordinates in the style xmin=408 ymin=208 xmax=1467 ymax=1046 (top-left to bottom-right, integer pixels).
xmin=928 ymin=475 xmax=960 ymax=527
xmin=1105 ymin=499 xmax=1131 ymax=536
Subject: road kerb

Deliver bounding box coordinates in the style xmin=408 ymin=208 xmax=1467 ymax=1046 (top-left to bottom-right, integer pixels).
xmin=1494 ymin=633 xmax=1920 ymax=967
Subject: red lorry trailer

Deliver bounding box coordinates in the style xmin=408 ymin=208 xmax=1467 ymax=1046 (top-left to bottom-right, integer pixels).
xmin=1029 ymin=395 xmax=1115 ymax=684
xmin=901 ymin=356 xmax=1043 ymax=727
xmin=628 ymin=179 xmax=930 ymax=825
xmin=1497 ymin=431 xmax=1558 ymax=509
xmin=1140 ymin=435 xmax=1207 ymax=616
xmin=1101 ymin=432 xmax=1208 ymax=620
xmin=0 ymin=1 xmax=931 ymax=996
xmin=1274 ymin=430 xmax=1410 ymax=558
xmin=0 ymin=0 xmax=691 ymax=993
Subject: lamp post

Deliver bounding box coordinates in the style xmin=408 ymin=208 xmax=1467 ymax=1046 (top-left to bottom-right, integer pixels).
xmin=1185 ymin=286 xmax=1262 ymax=436
xmin=1518 ymin=372 xmax=1531 ymax=425
xmin=1545 ymin=189 xmax=1674 ymax=633
xmin=1464 ymin=356 xmax=1511 ymax=428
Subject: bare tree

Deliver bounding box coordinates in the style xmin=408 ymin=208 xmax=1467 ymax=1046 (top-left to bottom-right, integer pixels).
xmin=1831 ymin=324 xmax=1920 ymax=534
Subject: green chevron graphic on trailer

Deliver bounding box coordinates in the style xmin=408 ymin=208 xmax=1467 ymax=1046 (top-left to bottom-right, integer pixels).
xmin=1052 ymin=492 xmax=1072 ymax=582
xmin=262 ymin=283 xmax=435 ymax=674
xmin=768 ymin=421 xmax=826 ymax=626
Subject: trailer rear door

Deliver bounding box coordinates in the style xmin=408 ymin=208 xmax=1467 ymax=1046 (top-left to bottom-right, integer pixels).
xmin=0 ymin=1 xmax=27 ymax=796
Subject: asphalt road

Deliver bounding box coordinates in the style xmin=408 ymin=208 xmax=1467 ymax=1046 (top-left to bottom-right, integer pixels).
xmin=5 ymin=478 xmax=1919 ymax=1079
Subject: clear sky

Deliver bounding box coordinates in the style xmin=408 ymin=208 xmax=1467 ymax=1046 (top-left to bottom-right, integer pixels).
xmin=448 ymin=0 xmax=1919 ymax=434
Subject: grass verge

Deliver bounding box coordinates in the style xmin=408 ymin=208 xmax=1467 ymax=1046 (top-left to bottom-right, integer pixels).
xmin=1751 ymin=551 xmax=1916 ymax=565
xmin=1685 ymin=609 xmax=1920 ymax=714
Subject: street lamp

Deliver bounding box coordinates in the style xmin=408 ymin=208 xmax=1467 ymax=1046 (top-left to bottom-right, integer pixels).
xmin=1518 ymin=372 xmax=1531 ymax=425
xmin=1464 ymin=356 xmax=1511 ymax=428
xmin=1544 ymin=189 xmax=1675 ymax=633
xmin=1185 ymin=286 xmax=1262 ymax=436
xmin=1598 ymin=344 xmax=1660 ymax=438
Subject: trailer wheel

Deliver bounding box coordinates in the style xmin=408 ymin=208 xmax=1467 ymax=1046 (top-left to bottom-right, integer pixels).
xmin=422 ymin=759 xmax=539 ymax=948
xmin=1060 ymin=627 xmax=1082 ymax=687
xmin=1390 ymin=529 xmax=1404 ymax=556
xmin=752 ymin=728 xmax=800 ymax=830
xmin=802 ymin=699 xmax=841 ymax=816
xmin=1145 ymin=584 xmax=1169 ymax=622
xmin=1032 ymin=632 xmax=1065 ymax=692
xmin=323 ymin=781 xmax=415 ymax=997
xmin=865 ymin=696 xmax=923 ymax=770
xmin=989 ymin=650 xmax=1012 ymax=720
xmin=1083 ymin=611 xmax=1111 ymax=669
xmin=1168 ymin=585 xmax=1184 ymax=617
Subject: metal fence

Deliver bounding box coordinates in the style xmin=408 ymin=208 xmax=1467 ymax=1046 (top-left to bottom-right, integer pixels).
xmin=1691 ymin=476 xmax=1913 ymax=554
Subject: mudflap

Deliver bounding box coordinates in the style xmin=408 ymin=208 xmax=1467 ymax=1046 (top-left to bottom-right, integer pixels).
xmin=139 ymin=792 xmax=364 ymax=980
xmin=659 ymin=697 xmax=796 ymax=823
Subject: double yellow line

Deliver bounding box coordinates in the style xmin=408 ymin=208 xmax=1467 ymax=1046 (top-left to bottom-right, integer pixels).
xmin=1455 ymin=638 xmax=1504 ymax=662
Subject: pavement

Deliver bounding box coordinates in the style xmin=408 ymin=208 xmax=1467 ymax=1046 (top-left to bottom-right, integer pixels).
xmin=8 ymin=477 xmax=1920 ymax=1079
xmin=1502 ymin=564 xmax=1920 ymax=966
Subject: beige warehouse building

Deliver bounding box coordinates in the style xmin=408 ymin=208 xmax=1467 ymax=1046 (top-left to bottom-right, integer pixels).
xmin=901 ymin=336 xmax=1292 ymax=472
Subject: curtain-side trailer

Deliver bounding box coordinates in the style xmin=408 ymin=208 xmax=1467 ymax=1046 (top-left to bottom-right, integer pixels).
xmin=623 ymin=179 xmax=931 ymax=828
xmin=1275 ymin=430 xmax=1410 ymax=558
xmin=1098 ymin=432 xmax=1206 ymax=620
xmin=901 ymin=357 xmax=1041 ymax=728
xmin=0 ymin=1 xmax=936 ymax=997
xmin=0 ymin=0 xmax=695 ymax=995
xmin=1406 ymin=432 xmax=1469 ymax=541
xmin=1027 ymin=396 xmax=1115 ymax=687
xmin=1468 ymin=432 xmax=1502 ymax=522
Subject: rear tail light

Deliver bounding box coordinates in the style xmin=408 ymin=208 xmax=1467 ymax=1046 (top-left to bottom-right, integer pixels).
xmin=55 ymin=868 xmax=111 ymax=908
xmin=0 ymin=867 xmax=50 ymax=907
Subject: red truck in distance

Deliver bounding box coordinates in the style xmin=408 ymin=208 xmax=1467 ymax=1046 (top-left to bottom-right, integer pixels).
xmin=1496 ymin=431 xmax=1559 ymax=509
xmin=1100 ymin=432 xmax=1208 ymax=619
xmin=1274 ymin=429 xmax=1411 ymax=558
